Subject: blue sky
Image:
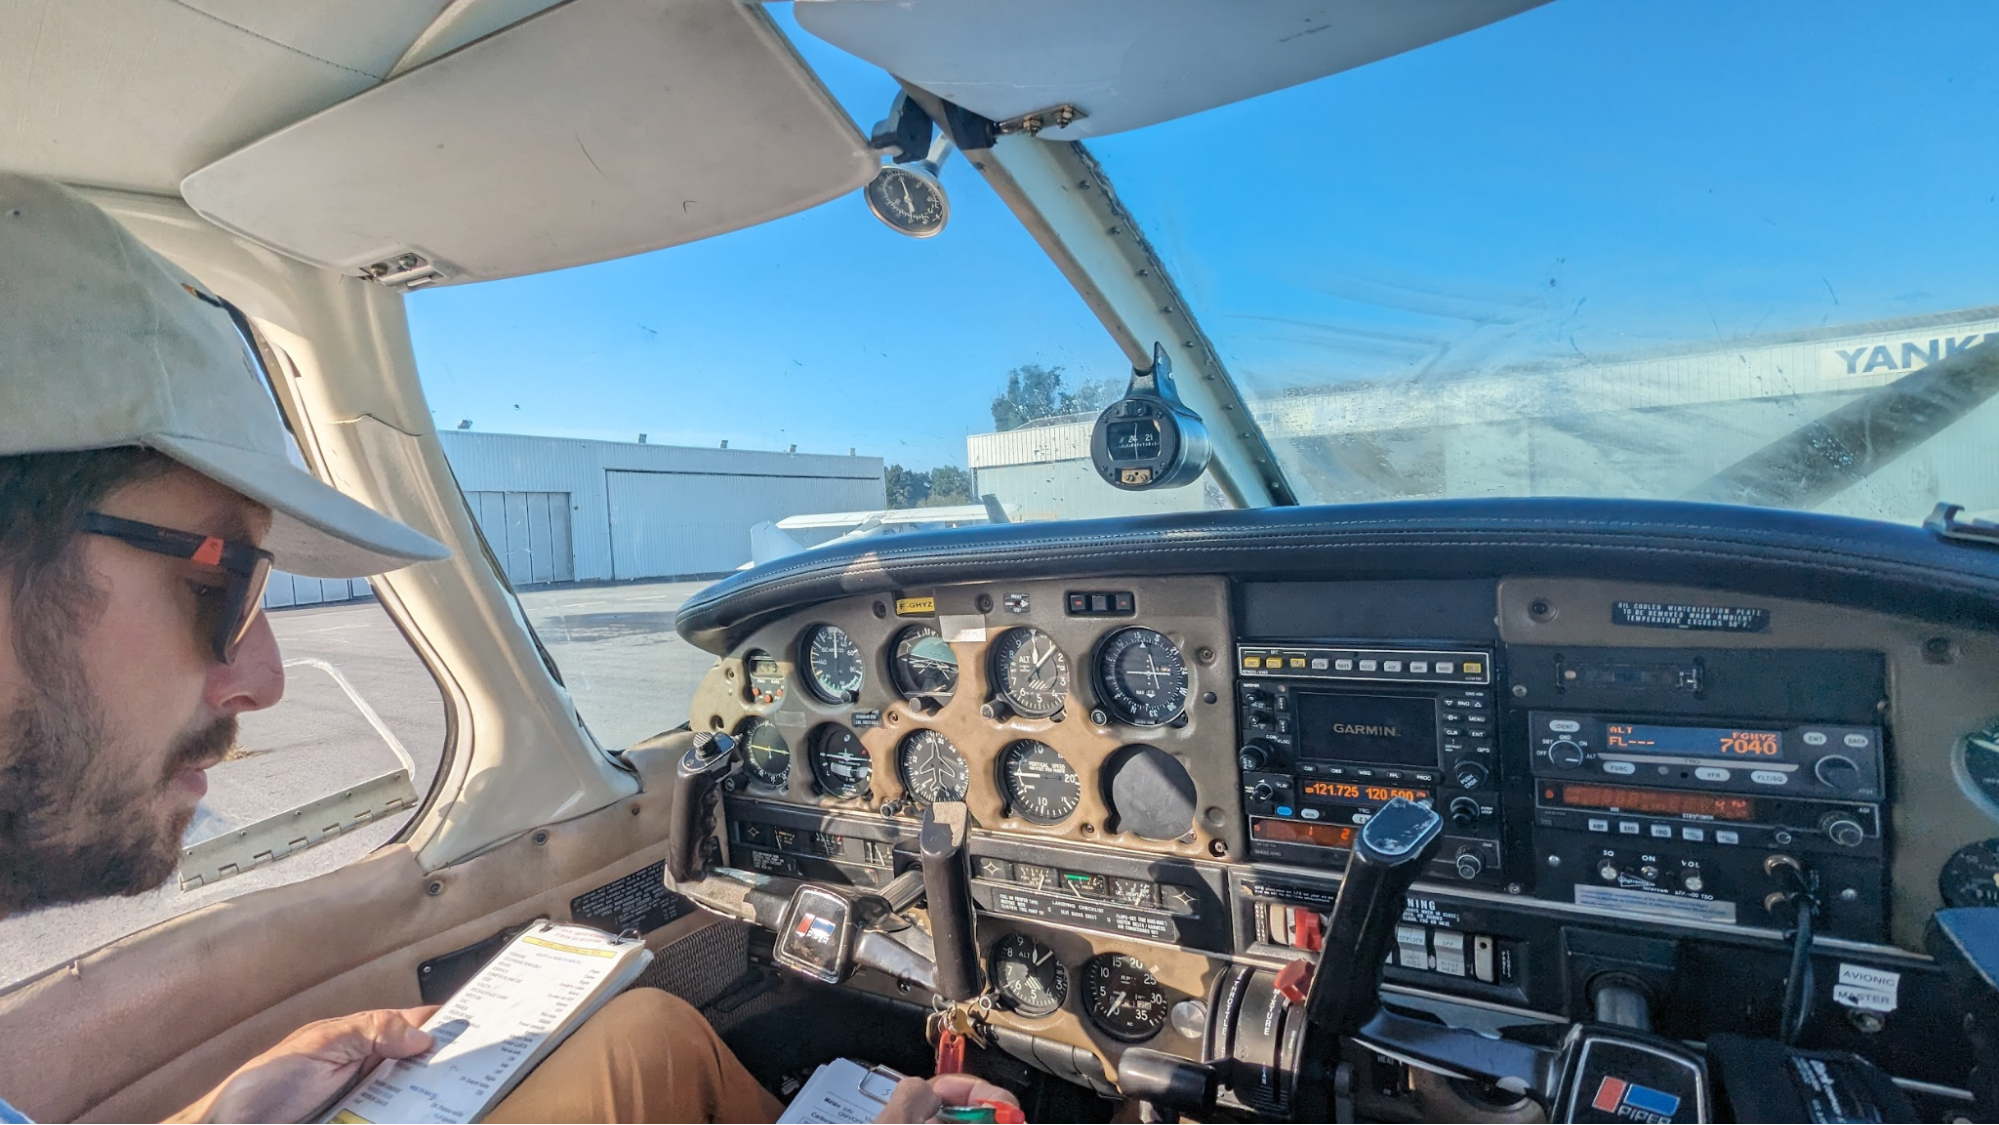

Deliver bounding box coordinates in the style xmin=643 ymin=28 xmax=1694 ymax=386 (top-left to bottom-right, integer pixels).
xmin=407 ymin=1 xmax=1998 ymax=472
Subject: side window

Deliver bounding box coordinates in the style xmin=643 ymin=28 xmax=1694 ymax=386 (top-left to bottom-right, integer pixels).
xmin=0 ymin=348 xmax=449 ymax=990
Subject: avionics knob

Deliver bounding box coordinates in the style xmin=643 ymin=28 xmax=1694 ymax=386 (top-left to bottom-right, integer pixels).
xmin=1238 ymin=742 xmax=1272 ymax=772
xmin=1452 ymin=761 xmax=1490 ymax=790
xmin=1251 ymin=781 xmax=1277 ymax=803
xmin=1821 ymin=813 xmax=1865 ymax=848
xmin=1548 ymin=740 xmax=1586 ymax=768
xmin=1453 ymin=849 xmax=1485 ymax=880
xmin=1814 ymin=754 xmax=1861 ymax=792
xmin=1448 ymin=796 xmax=1482 ymax=829
xmin=1248 ymin=708 xmax=1275 ymax=727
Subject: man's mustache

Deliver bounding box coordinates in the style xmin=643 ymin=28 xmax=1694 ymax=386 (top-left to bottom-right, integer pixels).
xmin=163 ymin=717 xmax=237 ymax=783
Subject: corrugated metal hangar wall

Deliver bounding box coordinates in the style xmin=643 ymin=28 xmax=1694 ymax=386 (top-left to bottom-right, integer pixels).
xmin=266 ymin=431 xmax=884 ymax=607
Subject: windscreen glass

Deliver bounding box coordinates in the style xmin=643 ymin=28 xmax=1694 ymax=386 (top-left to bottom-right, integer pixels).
xmin=1089 ymin=1 xmax=1999 ymax=523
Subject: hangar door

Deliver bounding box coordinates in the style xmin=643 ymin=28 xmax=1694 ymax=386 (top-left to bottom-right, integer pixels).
xmin=466 ymin=490 xmax=576 ymax=587
xmin=606 ymin=469 xmax=878 ymax=579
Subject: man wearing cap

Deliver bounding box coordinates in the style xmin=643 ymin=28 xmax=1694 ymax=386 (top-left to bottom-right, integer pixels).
xmin=0 ymin=175 xmax=1012 ymax=1124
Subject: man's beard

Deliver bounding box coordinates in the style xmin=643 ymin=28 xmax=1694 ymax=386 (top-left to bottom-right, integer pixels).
xmin=0 ymin=553 xmax=236 ymax=913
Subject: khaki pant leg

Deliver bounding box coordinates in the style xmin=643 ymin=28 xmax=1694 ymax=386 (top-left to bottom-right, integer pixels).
xmin=485 ymin=988 xmax=783 ymax=1124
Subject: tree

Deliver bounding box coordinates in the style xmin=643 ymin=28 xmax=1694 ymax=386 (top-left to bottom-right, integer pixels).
xmin=925 ymin=465 xmax=973 ymax=506
xmin=884 ymin=463 xmax=930 ymax=508
xmin=989 ymin=365 xmax=1125 ymax=431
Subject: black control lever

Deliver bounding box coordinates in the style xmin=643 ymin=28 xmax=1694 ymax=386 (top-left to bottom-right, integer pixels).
xmin=919 ymin=801 xmax=982 ymax=1002
xmin=667 ymin=731 xmax=735 ymax=883
xmin=1292 ymin=796 xmax=1446 ymax=1121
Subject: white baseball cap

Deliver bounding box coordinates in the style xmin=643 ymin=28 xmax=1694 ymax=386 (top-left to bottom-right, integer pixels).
xmin=0 ymin=173 xmax=450 ymax=578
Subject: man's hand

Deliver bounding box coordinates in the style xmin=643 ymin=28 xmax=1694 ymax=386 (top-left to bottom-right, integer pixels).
xmin=875 ymin=1074 xmax=1022 ymax=1123
xmin=166 ymin=1006 xmax=438 ymax=1124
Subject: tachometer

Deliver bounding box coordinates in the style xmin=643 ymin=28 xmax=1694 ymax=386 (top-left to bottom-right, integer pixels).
xmin=990 ymin=627 xmax=1070 ymax=718
xmin=890 ymin=625 xmax=958 ymax=705
xmin=897 ymin=729 xmax=969 ymax=804
xmin=1094 ymin=627 xmax=1189 ymax=726
xmin=1081 ymin=954 xmax=1169 ymax=1043
xmin=991 ymin=933 xmax=1068 ymax=1018
xmin=737 ymin=717 xmax=790 ymax=788
xmin=808 ymin=724 xmax=872 ymax=798
xmin=1940 ymin=838 xmax=1999 ymax=907
xmin=801 ymin=624 xmax=863 ymax=703
xmin=999 ymin=740 xmax=1081 ymax=824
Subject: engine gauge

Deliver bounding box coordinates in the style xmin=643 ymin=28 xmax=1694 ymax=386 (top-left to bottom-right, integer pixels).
xmin=1094 ymin=627 xmax=1190 ymax=726
xmin=801 ymin=624 xmax=863 ymax=703
xmin=737 ymin=717 xmax=791 ymax=788
xmin=990 ymin=627 xmax=1070 ymax=718
xmin=897 ymin=729 xmax=969 ymax=804
xmin=1940 ymin=838 xmax=1999 ymax=907
xmin=1081 ymin=954 xmax=1169 ymax=1043
xmin=890 ymin=625 xmax=958 ymax=704
xmin=808 ymin=724 xmax=872 ymax=798
xmin=999 ymin=740 xmax=1081 ymax=824
xmin=991 ymin=933 xmax=1068 ymax=1018
xmin=743 ymin=650 xmax=785 ymax=705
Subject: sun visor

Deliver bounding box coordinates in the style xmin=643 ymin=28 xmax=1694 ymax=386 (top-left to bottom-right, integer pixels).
xmin=181 ymin=0 xmax=876 ymax=287
xmin=795 ymin=0 xmax=1546 ymax=141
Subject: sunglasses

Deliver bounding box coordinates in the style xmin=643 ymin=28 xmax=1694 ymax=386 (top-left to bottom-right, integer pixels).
xmin=78 ymin=513 xmax=274 ymax=664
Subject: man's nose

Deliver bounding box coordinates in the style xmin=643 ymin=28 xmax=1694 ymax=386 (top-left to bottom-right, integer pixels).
xmin=204 ymin=609 xmax=285 ymax=715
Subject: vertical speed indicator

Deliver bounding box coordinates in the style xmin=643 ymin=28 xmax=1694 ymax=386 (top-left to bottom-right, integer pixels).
xmin=1093 ymin=627 xmax=1189 ymax=726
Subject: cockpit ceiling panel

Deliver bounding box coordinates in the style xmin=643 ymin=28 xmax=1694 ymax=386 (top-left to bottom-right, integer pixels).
xmin=795 ymin=0 xmax=1548 ymax=140
xmin=0 ymin=0 xmax=453 ymax=194
xmin=179 ymin=0 xmax=876 ymax=285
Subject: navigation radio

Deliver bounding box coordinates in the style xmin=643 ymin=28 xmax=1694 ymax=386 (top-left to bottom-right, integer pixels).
xmin=1236 ymin=645 xmax=1504 ymax=885
xmin=1527 ymin=710 xmax=1889 ymax=941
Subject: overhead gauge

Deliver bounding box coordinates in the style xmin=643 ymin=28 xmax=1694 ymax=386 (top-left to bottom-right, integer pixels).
xmin=1081 ymin=954 xmax=1169 ymax=1043
xmin=999 ymin=740 xmax=1082 ymax=824
xmin=891 ymin=625 xmax=958 ymax=705
xmin=743 ymin=651 xmax=784 ymax=706
xmin=737 ymin=717 xmax=791 ymax=789
xmin=1094 ymin=627 xmax=1190 ymax=726
xmin=1962 ymin=724 xmax=1999 ymax=815
xmin=808 ymin=724 xmax=872 ymax=798
xmin=863 ymin=163 xmax=948 ymax=238
xmin=1940 ymin=838 xmax=1999 ymax=907
xmin=897 ymin=729 xmax=970 ymax=804
xmin=991 ymin=933 xmax=1068 ymax=1018
xmin=990 ymin=627 xmax=1070 ymax=718
xmin=801 ymin=624 xmax=864 ymax=703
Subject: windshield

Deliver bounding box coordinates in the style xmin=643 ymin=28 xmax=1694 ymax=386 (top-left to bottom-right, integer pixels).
xmin=1090 ymin=0 xmax=1998 ymax=521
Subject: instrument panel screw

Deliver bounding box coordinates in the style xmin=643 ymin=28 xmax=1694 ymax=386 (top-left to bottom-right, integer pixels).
xmin=426 ymin=880 xmax=444 ymax=896
xmin=1546 ymin=855 xmax=1561 ymax=867
xmin=1847 ymin=1008 xmax=1886 ymax=1034
xmin=873 ymin=601 xmax=887 ymax=619
xmin=1506 ymin=883 xmax=1523 ymax=895
xmin=1529 ymin=599 xmax=1555 ymax=621
xmin=1512 ymin=684 xmax=1529 ymax=698
xmin=1923 ymin=636 xmax=1955 ymax=664
xmin=976 ymin=594 xmax=994 ymax=613
xmin=532 ymin=830 xmax=549 ymax=846
xmin=1196 ymin=647 xmax=1216 ymax=665
xmin=1839 ymin=887 xmax=1858 ymax=902
xmin=1209 ymin=840 xmax=1228 ymax=858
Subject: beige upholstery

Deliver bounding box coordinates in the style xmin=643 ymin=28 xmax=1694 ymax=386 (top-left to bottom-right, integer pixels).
xmin=0 ymin=746 xmax=696 ymax=1123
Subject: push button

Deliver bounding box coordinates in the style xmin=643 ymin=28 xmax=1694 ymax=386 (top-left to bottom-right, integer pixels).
xmin=1751 ymin=770 xmax=1787 ymax=786
xmin=1603 ymin=761 xmax=1636 ymax=775
xmin=1587 ymin=818 xmax=1610 ymax=833
xmin=1694 ymin=767 xmax=1730 ymax=782
xmin=1681 ymin=827 xmax=1706 ymax=842
xmin=1650 ymin=824 xmax=1673 ymax=838
xmin=1715 ymin=830 xmax=1740 ymax=845
xmin=1619 ymin=821 xmax=1641 ymax=834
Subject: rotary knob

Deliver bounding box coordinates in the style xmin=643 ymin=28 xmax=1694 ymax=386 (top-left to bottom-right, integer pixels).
xmin=1452 ymin=761 xmax=1490 ymax=790
xmin=1252 ymin=781 xmax=1277 ymax=803
xmin=1813 ymin=754 xmax=1861 ymax=792
xmin=1821 ymin=813 xmax=1865 ymax=848
xmin=1448 ymin=796 xmax=1482 ymax=829
xmin=1548 ymin=740 xmax=1586 ymax=768
xmin=1238 ymin=742 xmax=1272 ymax=772
xmin=1453 ymin=850 xmax=1485 ymax=880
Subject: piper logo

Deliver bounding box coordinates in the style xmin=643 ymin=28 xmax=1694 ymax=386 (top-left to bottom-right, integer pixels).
xmin=1591 ymin=1075 xmax=1680 ymax=1122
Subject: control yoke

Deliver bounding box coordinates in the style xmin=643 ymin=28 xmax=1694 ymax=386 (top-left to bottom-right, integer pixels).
xmin=1291 ymin=796 xmax=1713 ymax=1123
xmin=663 ymin=732 xmax=972 ymax=998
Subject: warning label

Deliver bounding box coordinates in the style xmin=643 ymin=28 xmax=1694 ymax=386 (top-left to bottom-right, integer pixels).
xmin=1613 ymin=601 xmax=1770 ymax=632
